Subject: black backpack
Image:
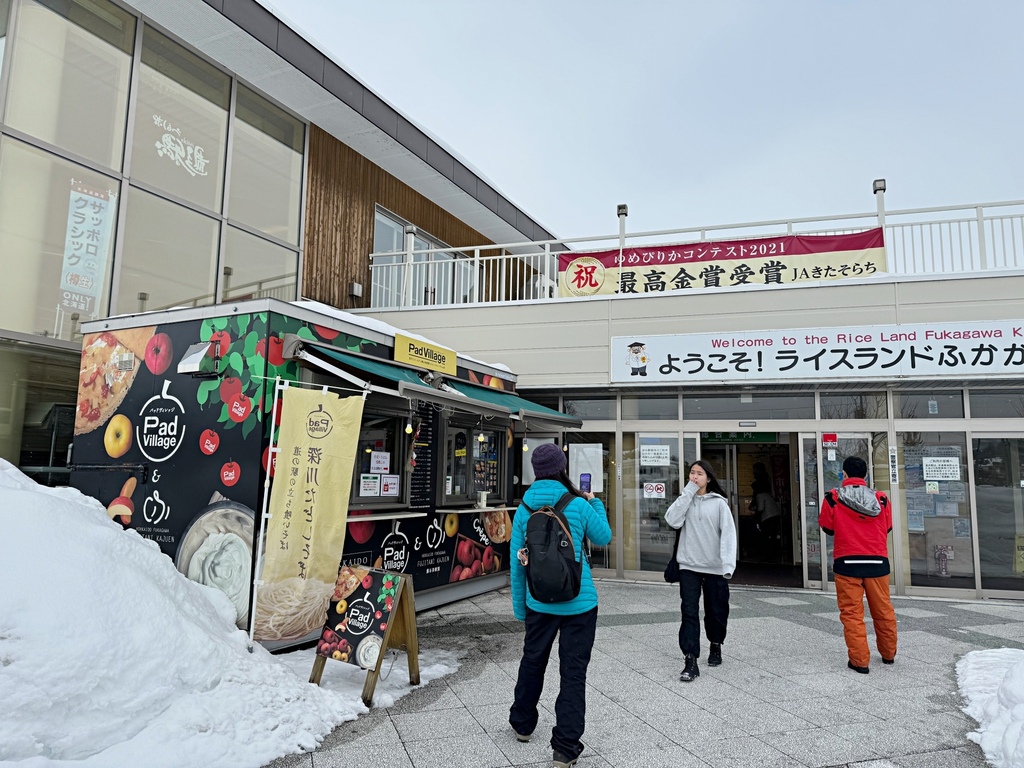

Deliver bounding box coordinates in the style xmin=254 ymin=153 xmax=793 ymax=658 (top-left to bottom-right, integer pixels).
xmin=519 ymin=492 xmax=586 ymax=603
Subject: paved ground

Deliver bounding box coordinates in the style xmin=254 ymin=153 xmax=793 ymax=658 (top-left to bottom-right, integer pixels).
xmin=266 ymin=580 xmax=1024 ymax=768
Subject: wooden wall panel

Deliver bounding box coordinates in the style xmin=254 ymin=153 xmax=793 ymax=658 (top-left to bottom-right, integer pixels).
xmin=302 ymin=125 xmax=495 ymax=310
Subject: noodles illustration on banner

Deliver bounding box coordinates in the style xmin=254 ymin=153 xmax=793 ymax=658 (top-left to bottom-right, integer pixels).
xmin=254 ymin=386 xmax=364 ymax=642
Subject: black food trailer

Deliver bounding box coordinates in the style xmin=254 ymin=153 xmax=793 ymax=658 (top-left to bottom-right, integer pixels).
xmin=70 ymin=298 xmax=581 ymax=649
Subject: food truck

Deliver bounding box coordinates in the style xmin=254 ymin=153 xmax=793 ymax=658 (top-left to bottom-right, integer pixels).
xmin=70 ymin=298 xmax=580 ymax=649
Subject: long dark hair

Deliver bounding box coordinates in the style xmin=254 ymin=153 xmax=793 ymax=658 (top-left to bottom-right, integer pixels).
xmin=690 ymin=459 xmax=728 ymax=499
xmin=534 ymin=468 xmax=586 ymax=499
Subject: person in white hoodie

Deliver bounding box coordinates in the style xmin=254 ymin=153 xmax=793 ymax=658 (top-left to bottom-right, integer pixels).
xmin=665 ymin=459 xmax=737 ymax=682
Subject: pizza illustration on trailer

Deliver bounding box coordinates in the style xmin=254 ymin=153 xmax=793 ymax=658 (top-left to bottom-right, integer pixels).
xmin=332 ymin=565 xmax=370 ymax=602
xmin=75 ymin=327 xmax=155 ymax=434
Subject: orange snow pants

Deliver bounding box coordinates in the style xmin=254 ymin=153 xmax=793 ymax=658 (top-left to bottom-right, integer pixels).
xmin=834 ymin=574 xmax=898 ymax=669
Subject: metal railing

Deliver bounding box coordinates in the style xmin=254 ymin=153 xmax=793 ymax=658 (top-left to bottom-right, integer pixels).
xmin=368 ymin=198 xmax=1024 ymax=309
xmin=151 ymin=273 xmax=297 ymax=311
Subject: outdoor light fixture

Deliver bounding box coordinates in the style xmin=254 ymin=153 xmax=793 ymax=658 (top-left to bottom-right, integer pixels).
xmin=873 ymin=178 xmax=886 ymax=194
xmin=617 ymin=204 xmax=628 ymax=217
xmin=477 ymin=432 xmax=486 ymax=443
xmin=405 ymin=420 xmax=413 ymax=434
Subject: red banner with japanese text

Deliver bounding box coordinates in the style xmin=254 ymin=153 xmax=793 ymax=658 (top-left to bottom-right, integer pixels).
xmin=254 ymin=386 xmax=364 ymax=644
xmin=558 ymin=228 xmax=885 ymax=298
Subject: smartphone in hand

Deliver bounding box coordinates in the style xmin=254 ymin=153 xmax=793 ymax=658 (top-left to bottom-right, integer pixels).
xmin=579 ymin=473 xmax=592 ymax=493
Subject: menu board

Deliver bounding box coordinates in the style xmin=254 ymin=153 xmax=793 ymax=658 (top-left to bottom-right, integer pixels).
xmin=316 ymin=569 xmax=401 ymax=670
xmin=409 ymin=403 xmax=434 ymax=508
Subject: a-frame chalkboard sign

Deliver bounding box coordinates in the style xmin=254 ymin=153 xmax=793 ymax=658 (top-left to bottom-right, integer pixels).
xmin=309 ymin=569 xmax=420 ymax=707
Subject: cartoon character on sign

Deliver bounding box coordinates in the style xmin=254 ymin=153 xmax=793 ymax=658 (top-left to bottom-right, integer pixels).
xmin=625 ymin=341 xmax=649 ymax=377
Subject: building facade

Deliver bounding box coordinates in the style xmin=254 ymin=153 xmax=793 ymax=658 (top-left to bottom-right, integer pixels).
xmin=357 ymin=260 xmax=1024 ymax=602
xmin=0 ymin=0 xmax=548 ymax=484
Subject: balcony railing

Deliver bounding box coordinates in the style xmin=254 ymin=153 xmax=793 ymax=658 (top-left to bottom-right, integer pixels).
xmin=368 ymin=198 xmax=1024 ymax=309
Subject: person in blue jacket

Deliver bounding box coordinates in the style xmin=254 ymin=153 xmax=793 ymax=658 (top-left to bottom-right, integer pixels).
xmin=508 ymin=442 xmax=612 ymax=768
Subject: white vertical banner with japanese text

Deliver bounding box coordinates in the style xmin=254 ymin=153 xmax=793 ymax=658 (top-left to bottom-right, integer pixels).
xmin=60 ymin=182 xmax=115 ymax=318
xmin=254 ymin=387 xmax=364 ymax=643
xmin=612 ymin=319 xmax=1024 ymax=383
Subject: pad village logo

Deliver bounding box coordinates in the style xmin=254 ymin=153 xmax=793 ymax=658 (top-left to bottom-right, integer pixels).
xmin=136 ymin=380 xmax=186 ymax=462
xmin=305 ymin=404 xmax=333 ymax=439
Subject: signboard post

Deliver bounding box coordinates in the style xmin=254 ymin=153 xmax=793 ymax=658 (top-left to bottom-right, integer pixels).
xmin=309 ymin=569 xmax=420 ymax=707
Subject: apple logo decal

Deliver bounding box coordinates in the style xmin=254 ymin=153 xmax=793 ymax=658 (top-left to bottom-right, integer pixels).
xmin=144 ymin=333 xmax=174 ymax=376
xmin=136 ymin=379 xmax=186 ymax=463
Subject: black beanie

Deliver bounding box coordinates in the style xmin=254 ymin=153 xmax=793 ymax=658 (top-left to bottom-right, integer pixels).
xmin=531 ymin=443 xmax=567 ymax=478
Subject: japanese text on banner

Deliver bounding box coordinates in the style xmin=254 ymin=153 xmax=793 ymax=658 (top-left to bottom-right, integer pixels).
xmin=254 ymin=387 xmax=363 ymax=642
xmin=559 ymin=229 xmax=885 ymax=298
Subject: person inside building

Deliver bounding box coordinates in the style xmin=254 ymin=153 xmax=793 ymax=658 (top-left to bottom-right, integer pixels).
xmin=749 ymin=462 xmax=781 ymax=558
xmin=508 ymin=442 xmax=612 ymax=768
xmin=665 ymin=459 xmax=737 ymax=682
xmin=818 ymin=455 xmax=898 ymax=673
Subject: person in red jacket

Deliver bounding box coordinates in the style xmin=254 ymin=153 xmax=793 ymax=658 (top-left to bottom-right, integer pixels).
xmin=819 ymin=456 xmax=897 ymax=674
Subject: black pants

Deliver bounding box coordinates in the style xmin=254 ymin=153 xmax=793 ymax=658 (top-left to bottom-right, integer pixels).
xmin=678 ymin=569 xmax=729 ymax=658
xmin=509 ymin=607 xmax=598 ymax=760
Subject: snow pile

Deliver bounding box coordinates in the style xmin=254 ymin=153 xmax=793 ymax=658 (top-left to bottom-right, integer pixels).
xmin=0 ymin=460 xmax=456 ymax=767
xmin=957 ymin=648 xmax=1024 ymax=768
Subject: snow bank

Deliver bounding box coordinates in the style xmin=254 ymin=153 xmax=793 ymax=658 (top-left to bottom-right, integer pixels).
xmin=0 ymin=461 xmax=455 ymax=767
xmin=957 ymin=647 xmax=1024 ymax=768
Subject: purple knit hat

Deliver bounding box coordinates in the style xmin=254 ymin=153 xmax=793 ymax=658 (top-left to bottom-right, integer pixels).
xmin=531 ymin=443 xmax=567 ymax=477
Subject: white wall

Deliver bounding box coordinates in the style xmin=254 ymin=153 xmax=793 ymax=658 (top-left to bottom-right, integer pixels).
xmin=354 ymin=273 xmax=1024 ymax=388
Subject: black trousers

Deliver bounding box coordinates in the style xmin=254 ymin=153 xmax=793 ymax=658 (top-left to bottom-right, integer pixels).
xmin=678 ymin=569 xmax=729 ymax=658
xmin=509 ymin=607 xmax=598 ymax=759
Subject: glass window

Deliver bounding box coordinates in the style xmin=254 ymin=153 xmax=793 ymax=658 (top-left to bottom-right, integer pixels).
xmin=820 ymin=392 xmax=887 ymax=419
xmin=621 ymin=394 xmax=678 ymax=420
xmin=0 ymin=136 xmax=118 ymax=338
xmin=228 ymin=85 xmax=303 ymax=245
xmin=0 ymin=337 xmax=79 ymax=486
xmin=5 ymin=0 xmax=133 ymax=170
xmin=0 ymin=0 xmax=11 ymax=80
xmin=117 ymin=186 xmax=218 ymax=312
xmin=440 ymin=417 xmax=505 ymax=505
xmin=130 ymin=26 xmax=229 ymax=211
xmin=222 ymin=227 xmax=297 ymax=302
xmin=969 ymin=390 xmax=1024 ymax=419
xmin=683 ymin=393 xmax=814 ymax=420
xmin=894 ymin=391 xmax=964 ymax=419
xmin=370 ymin=210 xmax=404 ymax=308
xmin=352 ymin=414 xmax=406 ymax=507
xmin=897 ymin=431 xmax=974 ymax=589
xmin=563 ymin=396 xmax=615 ymax=420
xmin=973 ymin=437 xmax=1024 ymax=592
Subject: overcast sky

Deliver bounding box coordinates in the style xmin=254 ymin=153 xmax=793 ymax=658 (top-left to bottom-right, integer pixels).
xmin=271 ymin=1 xmax=1023 ymax=240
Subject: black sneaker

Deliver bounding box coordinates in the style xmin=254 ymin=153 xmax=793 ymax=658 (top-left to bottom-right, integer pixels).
xmin=882 ymin=656 xmax=895 ymax=665
xmin=848 ymin=660 xmax=869 ymax=674
xmin=552 ymin=749 xmax=579 ymax=767
xmin=680 ymin=654 xmax=700 ymax=682
xmin=708 ymin=643 xmax=722 ymax=666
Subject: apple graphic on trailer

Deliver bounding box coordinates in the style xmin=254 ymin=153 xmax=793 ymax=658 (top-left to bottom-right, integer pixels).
xmin=227 ymin=393 xmax=252 ymax=423
xmin=208 ymin=330 xmax=231 ymax=359
xmin=103 ymin=414 xmax=132 ymax=458
xmin=199 ymin=428 xmax=220 ymax=455
xmin=219 ymin=376 xmax=242 ymax=403
xmin=144 ymin=333 xmax=173 ymax=376
xmin=255 ymin=335 xmax=285 ymax=366
xmin=221 ymin=461 xmax=240 ymax=487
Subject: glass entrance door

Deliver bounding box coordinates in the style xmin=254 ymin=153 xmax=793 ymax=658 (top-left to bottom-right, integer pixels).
xmin=622 ymin=432 xmax=680 ymax=572
xmin=799 ymin=434 xmax=822 ymax=588
xmin=972 ymin=435 xmax=1024 ymax=595
xmin=820 ymin=433 xmax=874 ymax=586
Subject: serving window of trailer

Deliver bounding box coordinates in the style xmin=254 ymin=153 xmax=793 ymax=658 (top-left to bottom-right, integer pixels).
xmin=351 ymin=407 xmax=411 ymax=508
xmin=440 ymin=414 xmax=507 ymax=505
